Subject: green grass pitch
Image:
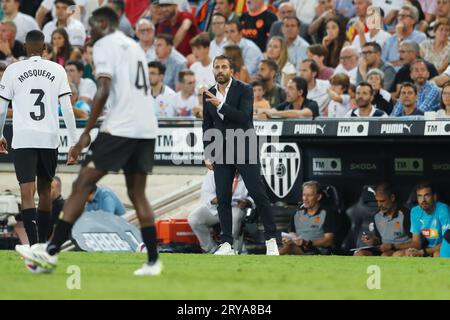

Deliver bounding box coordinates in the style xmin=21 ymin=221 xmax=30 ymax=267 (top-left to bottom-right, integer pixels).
xmin=1 ymin=251 xmax=450 ymax=300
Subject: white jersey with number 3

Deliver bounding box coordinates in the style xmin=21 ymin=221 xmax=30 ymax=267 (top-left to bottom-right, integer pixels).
xmin=0 ymin=56 xmax=71 ymax=149
xmin=94 ymin=31 xmax=158 ymax=139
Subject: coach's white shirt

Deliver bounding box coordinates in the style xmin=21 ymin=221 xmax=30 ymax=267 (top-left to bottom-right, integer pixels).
xmin=12 ymin=12 xmax=40 ymax=43
xmin=0 ymin=56 xmax=77 ymax=149
xmin=94 ymin=31 xmax=158 ymax=139
xmin=42 ymin=17 xmax=86 ymax=46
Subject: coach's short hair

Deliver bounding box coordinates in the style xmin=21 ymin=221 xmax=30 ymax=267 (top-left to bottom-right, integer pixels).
xmin=148 ymin=61 xmax=166 ymax=75
xmin=213 ymin=54 xmax=235 ymax=71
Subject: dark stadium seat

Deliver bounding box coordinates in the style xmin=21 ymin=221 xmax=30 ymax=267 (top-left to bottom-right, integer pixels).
xmin=341 ymin=185 xmax=378 ymax=254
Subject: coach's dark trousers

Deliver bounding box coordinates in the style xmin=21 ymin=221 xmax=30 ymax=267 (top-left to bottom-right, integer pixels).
xmin=214 ymin=163 xmax=277 ymax=244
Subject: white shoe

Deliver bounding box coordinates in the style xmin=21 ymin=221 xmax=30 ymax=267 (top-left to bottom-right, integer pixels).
xmin=15 ymin=243 xmax=58 ymax=271
xmin=214 ymin=242 xmax=235 ymax=255
xmin=134 ymin=260 xmax=163 ymax=276
xmin=265 ymin=238 xmax=279 ymax=256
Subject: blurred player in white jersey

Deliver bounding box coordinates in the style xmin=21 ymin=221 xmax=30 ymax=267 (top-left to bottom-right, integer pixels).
xmin=15 ymin=8 xmax=162 ymax=276
xmin=0 ymin=30 xmax=77 ymax=246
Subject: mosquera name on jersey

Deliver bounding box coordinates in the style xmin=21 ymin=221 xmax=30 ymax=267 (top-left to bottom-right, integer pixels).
xmin=93 ymin=31 xmax=158 ymax=139
xmin=0 ymin=56 xmax=75 ymax=149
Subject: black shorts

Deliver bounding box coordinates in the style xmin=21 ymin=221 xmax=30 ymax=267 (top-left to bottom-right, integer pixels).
xmin=13 ymin=148 xmax=58 ymax=184
xmin=82 ymin=132 xmax=155 ymax=174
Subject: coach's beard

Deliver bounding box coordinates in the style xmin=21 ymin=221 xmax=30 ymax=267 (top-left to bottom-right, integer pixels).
xmin=215 ymin=74 xmax=230 ymax=85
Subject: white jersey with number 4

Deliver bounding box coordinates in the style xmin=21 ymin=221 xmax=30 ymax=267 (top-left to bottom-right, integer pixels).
xmin=0 ymin=56 xmax=72 ymax=149
xmin=93 ymin=31 xmax=158 ymax=139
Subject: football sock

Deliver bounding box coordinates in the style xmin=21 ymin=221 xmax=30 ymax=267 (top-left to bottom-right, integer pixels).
xmin=141 ymin=226 xmax=158 ymax=264
xmin=22 ymin=208 xmax=37 ymax=246
xmin=47 ymin=220 xmax=73 ymax=256
xmin=37 ymin=210 xmax=51 ymax=243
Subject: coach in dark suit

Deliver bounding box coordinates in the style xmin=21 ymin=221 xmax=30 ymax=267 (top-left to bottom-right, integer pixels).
xmin=202 ymin=54 xmax=279 ymax=256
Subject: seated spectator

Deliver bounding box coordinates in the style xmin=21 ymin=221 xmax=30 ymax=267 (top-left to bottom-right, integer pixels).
xmin=107 ymin=0 xmax=135 ymax=38
xmin=85 ymin=185 xmax=126 ymax=217
xmin=0 ymin=21 xmax=25 ymax=62
xmin=81 ymin=42 xmax=94 ymax=81
xmin=269 ymin=2 xmax=311 ymax=42
xmin=345 ymin=0 xmax=371 ymax=42
xmin=345 ymin=82 xmax=388 ymax=117
xmin=239 ymin=0 xmax=277 ymax=52
xmin=155 ymin=0 xmax=200 ymax=56
xmin=189 ymin=33 xmax=215 ymax=89
xmin=42 ymin=0 xmax=86 ymax=47
xmin=354 ymin=183 xmax=412 ymax=257
xmin=436 ymin=81 xmax=450 ymax=118
xmin=308 ymin=0 xmax=349 ymax=44
xmin=174 ymin=69 xmax=197 ymax=117
xmin=265 ymin=36 xmax=296 ymax=87
xmin=333 ymin=46 xmax=359 ymax=85
xmin=427 ymin=0 xmax=450 ymax=38
xmin=224 ymin=20 xmax=262 ymax=76
xmin=326 ymin=73 xmax=350 ymax=118
xmin=393 ymin=182 xmax=450 ymax=257
xmin=223 ymin=45 xmax=250 ymax=83
xmin=382 ymin=4 xmax=426 ymax=68
xmin=299 ymin=59 xmax=330 ymax=115
xmin=420 ymin=17 xmax=450 ymax=74
xmin=395 ymin=82 xmax=424 ymax=117
xmin=279 ymin=181 xmax=336 ymax=255
xmin=356 ymin=42 xmax=396 ymax=91
xmin=65 ymin=60 xmax=97 ymax=107
xmin=35 ymin=0 xmax=87 ymax=29
xmin=256 ymin=59 xmax=286 ymax=108
xmin=188 ymin=170 xmax=252 ymax=254
xmin=322 ymin=16 xmax=350 ymax=68
xmin=307 ymin=44 xmax=334 ymax=80
xmin=391 ymin=59 xmax=441 ymax=116
xmin=135 ymin=18 xmax=156 ymax=62
xmin=251 ymin=80 xmax=270 ymax=113
xmin=291 ymin=0 xmax=318 ymax=25
xmin=258 ymin=77 xmax=319 ymax=119
xmin=51 ymin=28 xmax=81 ymax=66
xmin=282 ymin=16 xmax=309 ymax=70
xmin=148 ymin=61 xmax=177 ymax=117
xmin=1 ymin=0 xmax=39 ymax=44
xmin=366 ymin=69 xmax=393 ymax=115
xmin=155 ymin=33 xmax=187 ymax=90
xmin=208 ymin=13 xmax=227 ymax=61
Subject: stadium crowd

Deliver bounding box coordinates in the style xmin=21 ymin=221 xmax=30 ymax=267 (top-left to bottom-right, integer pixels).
xmin=1 ymin=0 xmax=450 ymax=119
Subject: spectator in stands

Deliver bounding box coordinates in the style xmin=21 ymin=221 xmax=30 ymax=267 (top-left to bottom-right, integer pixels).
xmin=257 ymin=59 xmax=286 ymax=108
xmin=107 ymin=0 xmax=135 ymax=38
xmin=382 ymin=4 xmax=426 ymax=67
xmin=85 ymin=185 xmax=126 ymax=217
xmin=390 ymin=40 xmax=438 ymax=95
xmin=35 ymin=0 xmax=87 ymax=29
xmin=346 ymin=82 xmax=388 ymax=117
xmin=42 ymin=0 xmax=86 ymax=47
xmin=346 ymin=0 xmax=371 ymax=42
xmin=269 ymin=2 xmax=311 ymax=42
xmin=354 ymin=182 xmax=412 ymax=256
xmin=1 ymin=0 xmax=39 ymax=44
xmin=214 ymin=0 xmax=239 ymax=23
xmin=265 ymin=36 xmax=296 ymax=87
xmin=50 ymin=176 xmax=64 ymax=238
xmin=209 ymin=13 xmax=227 ymax=60
xmin=308 ymin=0 xmax=349 ymax=44
xmin=155 ymin=33 xmax=187 ymax=90
xmin=224 ymin=20 xmax=262 ymax=76
xmin=65 ymin=59 xmax=97 ymax=107
xmin=155 ymin=0 xmax=200 ymax=56
xmin=148 ymin=61 xmax=177 ymax=118
xmin=333 ymin=46 xmax=358 ymax=85
xmin=279 ymin=181 xmax=336 ymax=255
xmin=188 ymin=170 xmax=252 ymax=254
xmin=427 ymin=0 xmax=450 ymax=38
xmin=222 ymin=44 xmax=250 ymax=83
xmin=43 ymin=42 xmax=54 ymax=61
xmin=282 ymin=16 xmax=309 ymax=70
xmin=307 ymin=44 xmax=334 ymax=80
xmin=81 ymin=42 xmax=94 ymax=81
xmin=174 ymin=69 xmax=197 ymax=117
xmin=391 ymin=60 xmax=441 ymax=116
xmin=189 ymin=33 xmax=215 ymax=89
xmin=393 ymin=182 xmax=450 ymax=257
xmin=418 ymin=0 xmax=437 ymax=25
xmin=299 ymin=59 xmax=330 ymax=115
xmin=420 ymin=18 xmax=450 ymax=74
xmin=394 ymin=82 xmax=424 ymax=117
xmin=0 ymin=21 xmax=25 ymax=61
xmin=290 ymin=0 xmax=318 ymax=25
xmin=51 ymin=28 xmax=80 ymax=66
xmin=239 ymin=0 xmax=277 ymax=52
xmin=437 ymin=81 xmax=450 ymax=118
xmin=322 ymin=16 xmax=350 ymax=68
xmin=352 ymin=5 xmax=391 ymax=53
xmin=372 ymin=0 xmax=403 ymax=29
xmin=64 ymin=82 xmax=90 ymax=119
xmin=326 ymin=73 xmax=350 ymax=118
xmin=366 ymin=68 xmax=393 ymax=115
xmin=136 ymin=19 xmax=156 ymax=62
xmin=251 ymin=80 xmax=270 ymax=113
xmin=258 ymin=77 xmax=319 ymax=119
xmin=356 ymin=42 xmax=396 ymax=92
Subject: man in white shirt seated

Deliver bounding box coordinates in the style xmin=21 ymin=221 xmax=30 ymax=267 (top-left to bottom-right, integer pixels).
xmin=2 ymin=0 xmax=39 ymax=43
xmin=136 ymin=18 xmax=156 ymax=62
xmin=188 ymin=170 xmax=254 ymax=254
xmin=148 ymin=60 xmax=177 ymax=117
xmin=333 ymin=46 xmax=359 ymax=85
xmin=174 ymin=69 xmax=198 ymax=117
xmin=299 ymin=59 xmax=330 ymax=116
xmin=189 ymin=33 xmax=215 ymax=89
xmin=65 ymin=59 xmax=96 ymax=107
